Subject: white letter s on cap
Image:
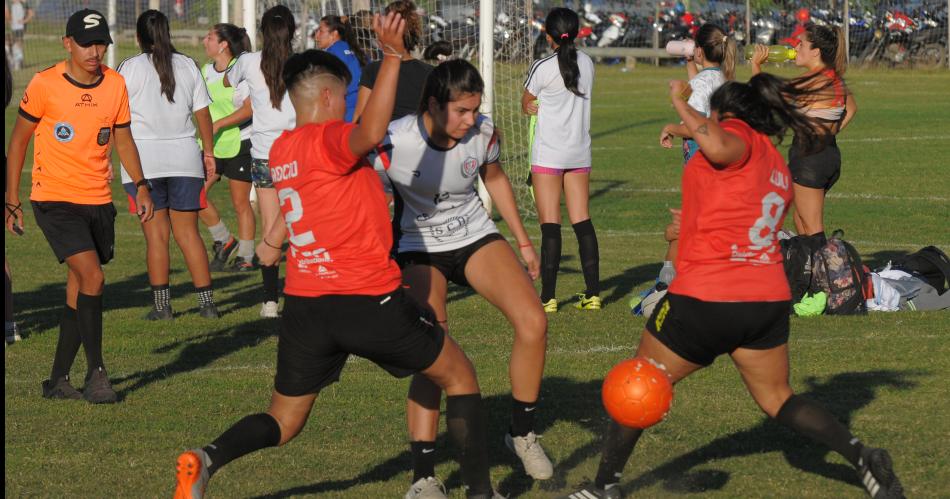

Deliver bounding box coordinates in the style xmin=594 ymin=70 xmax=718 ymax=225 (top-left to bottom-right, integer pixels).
xmin=84 ymin=14 xmax=102 ymax=29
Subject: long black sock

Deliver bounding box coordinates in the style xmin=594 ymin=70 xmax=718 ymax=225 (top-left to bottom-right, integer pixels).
xmin=573 ymin=219 xmax=600 ymax=296
xmin=4 ymin=270 xmax=12 ymax=324
xmin=594 ymin=420 xmax=643 ymax=489
xmin=510 ymin=397 xmax=537 ymax=437
xmin=776 ymin=394 xmax=863 ymax=467
xmin=50 ymin=305 xmax=81 ymax=381
xmin=806 ymin=231 xmax=828 ymax=254
xmin=540 ymin=223 xmax=561 ymax=302
xmin=76 ymin=293 xmax=104 ymax=379
xmin=410 ymin=441 xmax=437 ymax=482
xmin=203 ymin=413 xmax=281 ymax=476
xmin=261 ymin=265 xmax=279 ymax=302
xmin=445 ymin=394 xmax=492 ymax=497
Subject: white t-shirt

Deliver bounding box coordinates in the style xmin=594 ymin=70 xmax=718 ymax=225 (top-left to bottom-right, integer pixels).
xmin=203 ymin=61 xmax=252 ymax=141
xmin=227 ymin=51 xmax=296 ymax=160
xmin=525 ymin=50 xmax=594 ymax=168
xmin=9 ymin=1 xmax=27 ymax=30
xmin=117 ymin=52 xmax=211 ymax=180
xmin=372 ymin=114 xmax=500 ymax=253
xmin=687 ymin=67 xmax=725 ymax=117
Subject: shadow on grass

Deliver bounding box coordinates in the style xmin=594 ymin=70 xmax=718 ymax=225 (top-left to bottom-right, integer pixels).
xmin=111 ymin=317 xmax=278 ymax=399
xmin=250 ymin=369 xmax=923 ymax=498
xmin=250 ymin=376 xmax=605 ymax=499
xmin=558 ymin=262 xmax=661 ymax=309
xmin=862 ymin=249 xmax=911 ymax=272
xmin=11 ymin=269 xmax=258 ymax=336
xmin=612 ymin=368 xmax=925 ymax=496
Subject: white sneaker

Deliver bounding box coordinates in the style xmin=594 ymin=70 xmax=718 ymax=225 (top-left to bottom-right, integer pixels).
xmin=505 ymin=431 xmax=553 ymax=480
xmin=404 ymin=476 xmax=447 ymax=499
xmin=260 ymin=301 xmax=279 ymax=318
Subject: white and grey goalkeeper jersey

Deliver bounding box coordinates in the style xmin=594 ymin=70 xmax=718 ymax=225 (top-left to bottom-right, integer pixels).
xmin=372 ymin=114 xmax=501 ymax=253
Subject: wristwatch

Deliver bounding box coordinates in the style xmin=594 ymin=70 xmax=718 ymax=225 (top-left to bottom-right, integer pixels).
xmin=135 ymin=178 xmax=151 ymax=191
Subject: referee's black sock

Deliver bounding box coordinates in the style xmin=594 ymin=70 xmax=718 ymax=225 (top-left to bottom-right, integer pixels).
xmin=573 ymin=219 xmax=601 ymax=296
xmin=410 ymin=440 xmax=437 ymax=481
xmin=510 ymin=397 xmax=537 ymax=437
xmin=50 ymin=305 xmax=81 ymax=381
xmin=594 ymin=419 xmax=643 ymax=490
xmin=539 ymin=223 xmax=561 ymax=302
xmin=445 ymin=394 xmax=492 ymax=497
xmin=775 ymin=394 xmax=863 ymax=467
xmin=203 ymin=412 xmax=281 ymax=477
xmin=76 ymin=293 xmax=105 ymax=379
xmin=261 ymin=265 xmax=279 ymax=303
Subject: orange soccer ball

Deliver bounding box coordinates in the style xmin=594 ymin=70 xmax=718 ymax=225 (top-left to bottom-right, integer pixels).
xmin=602 ymin=357 xmax=673 ymax=429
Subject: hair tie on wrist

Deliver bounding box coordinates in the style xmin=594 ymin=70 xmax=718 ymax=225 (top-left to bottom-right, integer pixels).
xmin=263 ymin=238 xmax=281 ymax=250
xmin=518 ymin=241 xmax=533 ymax=248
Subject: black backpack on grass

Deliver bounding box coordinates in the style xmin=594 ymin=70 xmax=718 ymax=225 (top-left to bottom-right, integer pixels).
xmin=781 ymin=235 xmax=814 ymax=306
xmin=891 ymin=246 xmax=950 ymax=295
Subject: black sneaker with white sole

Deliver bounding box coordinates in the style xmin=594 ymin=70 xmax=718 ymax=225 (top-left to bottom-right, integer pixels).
xmin=145 ymin=306 xmax=174 ymax=321
xmin=857 ymin=447 xmax=904 ymax=498
xmin=198 ymin=303 xmax=220 ymax=319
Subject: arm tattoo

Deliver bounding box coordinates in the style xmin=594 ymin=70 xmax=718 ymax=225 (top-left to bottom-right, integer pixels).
xmin=696 ymin=124 xmax=709 ymax=136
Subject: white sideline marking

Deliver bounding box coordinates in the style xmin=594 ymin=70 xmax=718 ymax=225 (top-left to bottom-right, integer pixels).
xmin=603 ymin=186 xmax=949 ymax=202
xmin=593 ymin=135 xmax=950 ymax=150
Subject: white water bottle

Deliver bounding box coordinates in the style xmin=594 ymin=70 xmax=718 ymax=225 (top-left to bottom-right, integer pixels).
xmin=666 ymin=39 xmax=696 ymax=57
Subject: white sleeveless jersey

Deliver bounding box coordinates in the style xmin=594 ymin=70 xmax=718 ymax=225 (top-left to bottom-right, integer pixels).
xmin=372 ymin=114 xmax=501 ymax=253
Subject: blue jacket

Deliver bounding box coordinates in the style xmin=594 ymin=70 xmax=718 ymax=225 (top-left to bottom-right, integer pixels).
xmin=326 ymin=40 xmax=362 ymax=122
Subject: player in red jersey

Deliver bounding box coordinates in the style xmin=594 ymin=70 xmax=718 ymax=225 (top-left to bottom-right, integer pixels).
xmin=564 ymin=74 xmax=902 ymax=499
xmin=172 ymin=13 xmax=497 ymax=499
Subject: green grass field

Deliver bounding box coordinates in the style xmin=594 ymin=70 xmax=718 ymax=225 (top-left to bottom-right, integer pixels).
xmin=5 ymin=60 xmax=950 ymax=498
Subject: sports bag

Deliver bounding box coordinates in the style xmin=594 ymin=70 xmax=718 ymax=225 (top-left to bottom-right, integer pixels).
xmin=780 ymin=235 xmax=814 ymax=306
xmin=890 ymin=246 xmax=950 ymax=295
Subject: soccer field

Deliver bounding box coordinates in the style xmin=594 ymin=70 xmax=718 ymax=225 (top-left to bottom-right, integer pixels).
xmin=4 ymin=64 xmax=950 ymax=498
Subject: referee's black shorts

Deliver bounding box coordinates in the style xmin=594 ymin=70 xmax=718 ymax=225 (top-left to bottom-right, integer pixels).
xmin=275 ymin=287 xmax=446 ymax=396
xmin=31 ymin=201 xmax=117 ymax=264
xmin=645 ymin=292 xmax=790 ymax=366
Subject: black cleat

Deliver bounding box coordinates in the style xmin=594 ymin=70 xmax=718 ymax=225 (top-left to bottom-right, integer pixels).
xmin=83 ymin=367 xmax=118 ymax=404
xmin=41 ymin=376 xmax=83 ymax=400
xmin=561 ymin=484 xmax=622 ymax=499
xmin=198 ymin=303 xmax=220 ymax=319
xmin=209 ymin=237 xmax=237 ymax=272
xmin=857 ymin=447 xmax=904 ymax=498
xmin=145 ymin=306 xmax=174 ymax=321
xmin=226 ymin=255 xmax=258 ymax=272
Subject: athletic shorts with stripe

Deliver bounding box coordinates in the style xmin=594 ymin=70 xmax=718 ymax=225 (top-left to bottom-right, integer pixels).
xmin=275 ymin=288 xmax=446 ymax=396
xmin=645 ymin=292 xmax=790 ymax=366
xmin=31 ymin=201 xmax=117 ymax=264
xmin=214 ymin=138 xmax=252 ymax=183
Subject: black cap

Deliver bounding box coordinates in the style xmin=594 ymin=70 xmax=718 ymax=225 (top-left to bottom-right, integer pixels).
xmin=65 ymin=9 xmax=113 ymax=45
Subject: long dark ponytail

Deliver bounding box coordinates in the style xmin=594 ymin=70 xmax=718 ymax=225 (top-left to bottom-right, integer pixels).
xmin=417 ymin=59 xmax=484 ymax=116
xmin=321 ymin=15 xmax=367 ymax=66
xmin=213 ymin=23 xmax=250 ymax=60
xmin=136 ymin=10 xmax=178 ymax=103
xmin=710 ymin=73 xmax=820 ymax=151
xmin=260 ymin=5 xmax=296 ymax=110
xmin=544 ymin=7 xmax=583 ymax=97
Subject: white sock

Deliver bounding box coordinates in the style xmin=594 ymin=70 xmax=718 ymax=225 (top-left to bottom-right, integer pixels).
xmin=208 ymin=221 xmax=230 ymax=244
xmin=237 ymin=239 xmax=255 ymax=259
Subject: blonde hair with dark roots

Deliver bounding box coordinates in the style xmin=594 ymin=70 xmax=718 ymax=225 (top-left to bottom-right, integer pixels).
xmin=384 ymin=0 xmax=422 ymax=52
xmin=805 ymin=23 xmax=847 ymax=76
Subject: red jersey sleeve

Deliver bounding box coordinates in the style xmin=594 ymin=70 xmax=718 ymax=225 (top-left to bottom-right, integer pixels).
xmin=17 ymin=74 xmax=46 ymax=122
xmin=320 ymin=120 xmax=361 ymax=175
xmin=719 ymin=119 xmax=754 ymax=171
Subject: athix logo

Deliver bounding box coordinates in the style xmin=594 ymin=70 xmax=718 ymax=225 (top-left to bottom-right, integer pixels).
xmin=83 ymin=14 xmax=102 ymax=29
xmin=76 ymin=93 xmax=97 ymax=108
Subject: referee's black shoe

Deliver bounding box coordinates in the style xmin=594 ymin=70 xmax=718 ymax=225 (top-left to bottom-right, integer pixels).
xmin=857 ymin=447 xmax=904 ymax=498
xmin=83 ymin=367 xmax=117 ymax=404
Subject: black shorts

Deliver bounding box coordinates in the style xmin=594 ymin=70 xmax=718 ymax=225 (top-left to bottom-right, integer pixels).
xmin=275 ymin=288 xmax=446 ymax=396
xmin=645 ymin=292 xmax=790 ymax=366
xmin=215 ymin=139 xmax=252 ymax=183
xmin=31 ymin=201 xmax=117 ymax=264
xmin=788 ymin=135 xmax=841 ymax=191
xmin=395 ymin=233 xmax=506 ymax=287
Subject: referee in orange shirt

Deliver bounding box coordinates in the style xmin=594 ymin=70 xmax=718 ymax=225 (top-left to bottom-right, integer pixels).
xmin=5 ymin=9 xmax=154 ymax=403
